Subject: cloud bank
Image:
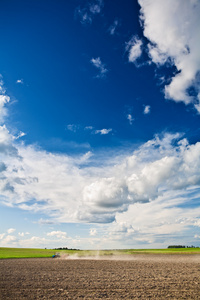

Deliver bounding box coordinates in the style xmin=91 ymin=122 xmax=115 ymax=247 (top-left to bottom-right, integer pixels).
xmin=1 ymin=83 xmax=200 ymax=225
xmin=138 ymin=0 xmax=200 ymax=111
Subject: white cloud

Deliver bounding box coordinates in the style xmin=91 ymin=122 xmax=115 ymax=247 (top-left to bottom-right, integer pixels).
xmin=127 ymin=114 xmax=134 ymax=125
xmin=89 ymin=0 xmax=103 ymax=14
xmin=126 ymin=36 xmax=143 ymax=63
xmin=18 ymin=232 xmax=24 ymax=237
xmin=47 ymin=231 xmax=67 ymax=239
xmin=194 ymin=219 xmax=200 ymax=227
xmin=139 ymin=0 xmax=200 ymax=111
xmin=107 ymin=187 xmax=200 ymax=247
xmin=90 ymin=228 xmax=97 ymax=236
xmin=1 ymin=94 xmax=200 ymax=226
xmin=2 ymin=235 xmax=18 ymax=245
xmin=66 ymin=124 xmax=79 ymax=132
xmin=95 ymin=128 xmax=112 ymax=135
xmin=0 ymin=80 xmax=10 ymax=123
xmin=90 ymin=57 xmax=108 ymax=78
xmin=144 ymin=105 xmax=150 ymax=114
xmin=75 ymin=0 xmax=103 ymax=25
xmin=18 ymin=236 xmax=48 ymax=247
xmin=84 ymin=126 xmax=94 ymax=130
xmin=0 ymin=233 xmax=5 ymax=240
xmin=0 ymin=80 xmax=200 ymax=239
xmin=108 ymin=19 xmax=119 ymax=35
xmin=16 ymin=79 xmax=23 ymax=84
xmin=7 ymin=228 xmax=16 ymax=234
xmin=38 ymin=218 xmax=57 ymax=225
xmin=14 ymin=131 xmax=26 ymax=140
xmin=1 ymin=115 xmax=200 ymax=226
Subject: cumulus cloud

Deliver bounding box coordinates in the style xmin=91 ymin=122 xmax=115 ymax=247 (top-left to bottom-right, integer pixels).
xmin=107 ymin=186 xmax=200 ymax=247
xmin=0 ymin=78 xmax=200 ymax=231
xmin=47 ymin=231 xmax=67 ymax=239
xmin=90 ymin=228 xmax=97 ymax=236
xmin=138 ymin=0 xmax=200 ymax=111
xmin=95 ymin=128 xmax=112 ymax=135
xmin=0 ymin=80 xmax=10 ymax=123
xmin=0 ymin=235 xmax=18 ymax=246
xmin=1 ymin=111 xmax=200 ymax=226
xmin=194 ymin=219 xmax=200 ymax=227
xmin=126 ymin=36 xmax=143 ymax=63
xmin=18 ymin=232 xmax=24 ymax=237
xmin=0 ymin=233 xmax=5 ymax=240
xmin=7 ymin=228 xmax=16 ymax=234
xmin=1 ymin=94 xmax=200 ymax=225
xmin=90 ymin=57 xmax=108 ymax=78
xmin=75 ymin=0 xmax=103 ymax=25
xmin=143 ymin=105 xmax=150 ymax=114
xmin=18 ymin=232 xmax=29 ymax=237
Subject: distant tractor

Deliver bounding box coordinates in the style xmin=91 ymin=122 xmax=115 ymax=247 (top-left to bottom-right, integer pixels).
xmin=52 ymin=252 xmax=60 ymax=258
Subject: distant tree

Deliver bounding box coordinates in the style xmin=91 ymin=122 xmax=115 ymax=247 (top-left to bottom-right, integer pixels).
xmin=168 ymin=245 xmax=185 ymax=248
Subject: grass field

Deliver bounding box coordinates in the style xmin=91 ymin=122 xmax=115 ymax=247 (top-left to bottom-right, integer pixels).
xmin=0 ymin=247 xmax=200 ymax=259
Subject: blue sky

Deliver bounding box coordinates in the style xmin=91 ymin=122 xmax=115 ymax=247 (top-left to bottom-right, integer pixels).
xmin=0 ymin=0 xmax=200 ymax=249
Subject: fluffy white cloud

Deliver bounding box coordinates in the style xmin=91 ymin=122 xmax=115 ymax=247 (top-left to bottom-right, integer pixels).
xmin=75 ymin=0 xmax=103 ymax=25
xmin=0 ymin=80 xmax=10 ymax=123
xmin=15 ymin=131 xmax=26 ymax=140
xmin=95 ymin=128 xmax=112 ymax=135
xmin=90 ymin=57 xmax=108 ymax=78
xmin=47 ymin=231 xmax=67 ymax=239
xmin=107 ymin=186 xmax=200 ymax=247
xmin=194 ymin=220 xmax=200 ymax=227
xmin=1 ymin=113 xmax=200 ymax=226
xmin=126 ymin=36 xmax=143 ymax=63
xmin=90 ymin=228 xmax=97 ymax=236
xmin=1 ymin=235 xmax=18 ymax=246
xmin=0 ymin=233 xmax=5 ymax=240
xmin=144 ymin=105 xmax=150 ymax=114
xmin=18 ymin=232 xmax=25 ymax=237
xmin=139 ymin=0 xmax=200 ymax=110
xmin=1 ymin=97 xmax=200 ymax=225
xmin=0 ymin=79 xmax=200 ymax=234
xmin=16 ymin=79 xmax=23 ymax=84
xmin=7 ymin=228 xmax=16 ymax=234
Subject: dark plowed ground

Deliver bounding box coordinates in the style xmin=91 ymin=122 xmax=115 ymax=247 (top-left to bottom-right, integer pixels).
xmin=0 ymin=255 xmax=200 ymax=299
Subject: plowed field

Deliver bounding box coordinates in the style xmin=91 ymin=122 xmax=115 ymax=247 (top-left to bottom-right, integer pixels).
xmin=0 ymin=255 xmax=200 ymax=299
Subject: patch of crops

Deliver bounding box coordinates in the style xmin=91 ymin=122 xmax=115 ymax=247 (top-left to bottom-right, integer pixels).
xmin=1 ymin=247 xmax=200 ymax=259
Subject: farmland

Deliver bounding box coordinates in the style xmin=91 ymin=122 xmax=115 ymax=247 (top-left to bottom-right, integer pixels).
xmin=1 ymin=247 xmax=200 ymax=259
xmin=0 ymin=255 xmax=200 ymax=299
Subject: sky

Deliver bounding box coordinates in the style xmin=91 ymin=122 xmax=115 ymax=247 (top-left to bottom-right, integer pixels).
xmin=0 ymin=0 xmax=200 ymax=249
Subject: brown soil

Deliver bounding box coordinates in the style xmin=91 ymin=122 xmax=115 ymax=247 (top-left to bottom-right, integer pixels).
xmin=0 ymin=255 xmax=200 ymax=299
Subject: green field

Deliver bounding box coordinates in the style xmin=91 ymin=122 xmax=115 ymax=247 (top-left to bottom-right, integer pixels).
xmin=0 ymin=247 xmax=200 ymax=259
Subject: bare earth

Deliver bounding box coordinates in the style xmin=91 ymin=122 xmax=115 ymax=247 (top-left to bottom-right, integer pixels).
xmin=0 ymin=255 xmax=200 ymax=299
